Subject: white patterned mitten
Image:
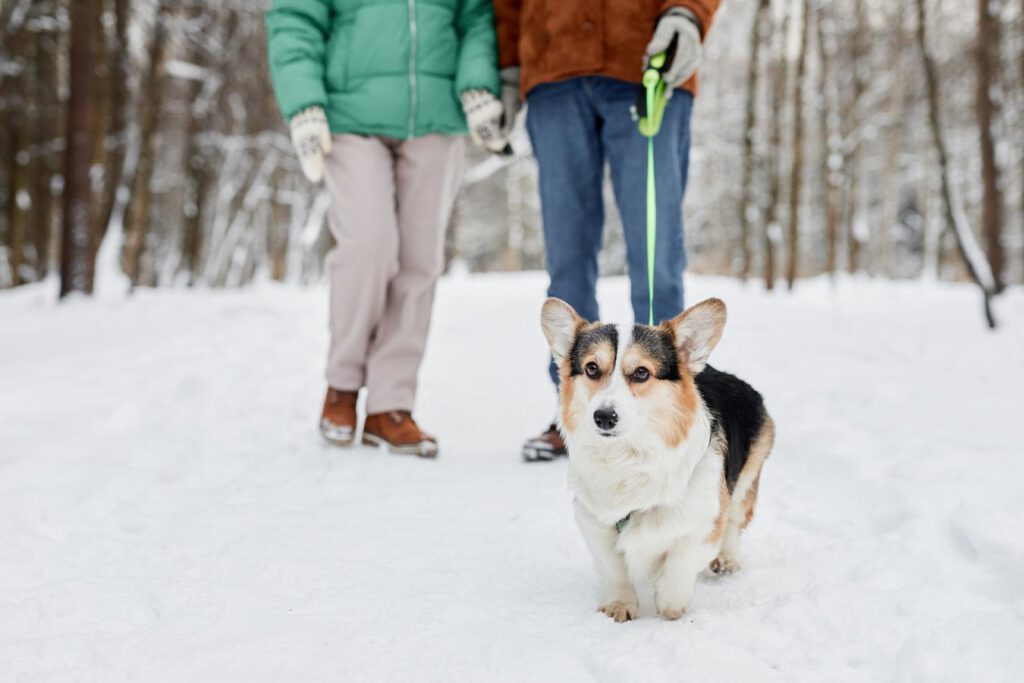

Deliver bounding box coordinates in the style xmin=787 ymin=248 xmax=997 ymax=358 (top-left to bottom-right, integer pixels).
xmin=289 ymin=106 xmax=332 ymax=183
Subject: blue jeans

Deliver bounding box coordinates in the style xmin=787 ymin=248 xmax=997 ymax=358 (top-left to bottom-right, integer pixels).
xmin=526 ymin=77 xmax=693 ymax=384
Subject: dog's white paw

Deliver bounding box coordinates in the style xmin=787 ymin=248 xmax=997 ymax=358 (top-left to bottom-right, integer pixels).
xmin=657 ymin=605 xmax=688 ymax=621
xmin=598 ymin=600 xmax=638 ymax=623
xmin=709 ymin=554 xmax=741 ymax=575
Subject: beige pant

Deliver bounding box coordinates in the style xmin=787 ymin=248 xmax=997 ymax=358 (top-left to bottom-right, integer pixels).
xmin=323 ymin=133 xmax=464 ymax=413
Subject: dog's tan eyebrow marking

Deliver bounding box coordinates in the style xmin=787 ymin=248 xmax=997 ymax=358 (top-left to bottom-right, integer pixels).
xmin=621 ymin=345 xmax=658 ymax=375
xmin=631 ymin=325 xmax=681 ymax=380
xmin=569 ymin=324 xmax=618 ymax=376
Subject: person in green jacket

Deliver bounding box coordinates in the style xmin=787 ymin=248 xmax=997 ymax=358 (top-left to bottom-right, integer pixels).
xmin=266 ymin=0 xmax=505 ymax=458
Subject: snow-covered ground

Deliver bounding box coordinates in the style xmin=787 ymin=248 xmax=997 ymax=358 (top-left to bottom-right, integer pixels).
xmin=1 ymin=273 xmax=1022 ymax=682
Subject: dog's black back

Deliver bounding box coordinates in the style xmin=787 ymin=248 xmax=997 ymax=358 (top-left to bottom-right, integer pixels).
xmin=695 ymin=365 xmax=768 ymax=493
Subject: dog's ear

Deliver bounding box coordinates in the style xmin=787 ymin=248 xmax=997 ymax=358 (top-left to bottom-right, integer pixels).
xmin=668 ymin=298 xmax=727 ymax=374
xmin=541 ymin=298 xmax=581 ymax=362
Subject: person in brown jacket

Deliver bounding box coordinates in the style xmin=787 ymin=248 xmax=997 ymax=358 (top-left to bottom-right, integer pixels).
xmin=492 ymin=1 xmax=722 ymax=461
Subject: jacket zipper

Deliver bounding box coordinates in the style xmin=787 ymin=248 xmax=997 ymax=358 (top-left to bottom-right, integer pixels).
xmin=407 ymin=0 xmax=417 ymax=138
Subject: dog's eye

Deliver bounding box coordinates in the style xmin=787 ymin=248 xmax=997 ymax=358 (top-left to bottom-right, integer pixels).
xmin=633 ymin=367 xmax=651 ymax=383
xmin=585 ymin=362 xmax=601 ymax=379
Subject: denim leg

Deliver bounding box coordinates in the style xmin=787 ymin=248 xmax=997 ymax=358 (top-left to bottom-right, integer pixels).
xmin=526 ymin=79 xmax=605 ymax=385
xmin=595 ymin=78 xmax=693 ymax=325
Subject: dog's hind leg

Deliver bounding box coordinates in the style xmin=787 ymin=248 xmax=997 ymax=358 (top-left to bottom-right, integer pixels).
xmin=575 ymin=501 xmax=638 ymax=623
xmin=711 ymin=415 xmax=774 ymax=575
xmin=710 ymin=476 xmax=756 ymax=575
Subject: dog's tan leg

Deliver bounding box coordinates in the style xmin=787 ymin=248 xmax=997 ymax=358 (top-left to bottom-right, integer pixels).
xmin=574 ymin=501 xmax=638 ymax=622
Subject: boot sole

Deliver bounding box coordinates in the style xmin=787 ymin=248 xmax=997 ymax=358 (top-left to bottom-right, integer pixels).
xmin=321 ymin=433 xmax=355 ymax=447
xmin=362 ymin=432 xmax=438 ymax=459
xmin=522 ymin=444 xmax=567 ymax=462
xmin=319 ymin=420 xmax=355 ymax=447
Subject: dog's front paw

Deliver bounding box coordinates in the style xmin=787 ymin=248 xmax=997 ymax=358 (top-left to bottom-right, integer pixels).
xmin=657 ymin=605 xmax=688 ymax=621
xmin=709 ymin=554 xmax=741 ymax=575
xmin=598 ymin=600 xmax=638 ymax=623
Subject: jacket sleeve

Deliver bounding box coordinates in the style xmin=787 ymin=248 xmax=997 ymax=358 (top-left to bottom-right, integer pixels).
xmin=455 ymin=0 xmax=502 ymax=96
xmin=265 ymin=0 xmax=333 ymax=121
xmin=663 ymin=0 xmax=721 ymax=40
xmin=492 ymin=0 xmax=521 ymax=68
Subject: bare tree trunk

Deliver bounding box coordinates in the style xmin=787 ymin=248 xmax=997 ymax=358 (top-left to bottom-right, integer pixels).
xmin=876 ymin=2 xmax=907 ymax=279
xmin=843 ymin=0 xmax=869 ymax=275
xmin=123 ymin=11 xmax=169 ymax=288
xmin=60 ymin=0 xmax=100 ymax=298
xmin=180 ymin=121 xmax=210 ymax=285
xmin=785 ymin=0 xmax=810 ymax=289
xmin=845 ymin=166 xmax=861 ymax=272
xmin=29 ymin=18 xmax=61 ymax=280
xmin=88 ymin=0 xmax=111 ymax=259
xmin=180 ymin=10 xmax=210 ymax=285
xmin=7 ymin=23 xmax=30 ymax=284
xmin=815 ymin=3 xmax=841 ymax=278
xmin=738 ymin=0 xmax=770 ymax=281
xmin=764 ymin=0 xmax=791 ymax=291
xmin=269 ymin=171 xmax=290 ymax=282
xmin=877 ymin=112 xmax=901 ymax=279
xmin=975 ymin=0 xmax=1005 ymax=292
xmin=94 ymin=0 xmax=130 ymax=245
xmin=914 ymin=0 xmax=997 ymax=327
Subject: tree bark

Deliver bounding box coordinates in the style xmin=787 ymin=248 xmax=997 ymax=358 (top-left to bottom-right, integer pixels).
xmin=785 ymin=0 xmax=810 ymax=289
xmin=738 ymin=0 xmax=770 ymax=281
xmin=843 ymin=0 xmax=869 ymax=275
xmin=873 ymin=2 xmax=907 ymax=279
xmin=88 ymin=0 xmax=111 ymax=259
xmin=7 ymin=22 xmax=30 ymax=284
xmin=974 ymin=0 xmax=1004 ymax=291
xmin=29 ymin=14 xmax=60 ymax=281
xmin=179 ymin=8 xmax=214 ymax=286
xmin=763 ymin=0 xmax=790 ymax=291
xmin=60 ymin=0 xmax=100 ymax=298
xmin=94 ymin=0 xmax=130 ymax=246
xmin=123 ymin=10 xmax=169 ymax=288
xmin=816 ymin=3 xmax=841 ymax=277
xmin=914 ymin=0 xmax=997 ymax=327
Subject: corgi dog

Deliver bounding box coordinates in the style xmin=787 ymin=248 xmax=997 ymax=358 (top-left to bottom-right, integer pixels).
xmin=540 ymin=297 xmax=774 ymax=622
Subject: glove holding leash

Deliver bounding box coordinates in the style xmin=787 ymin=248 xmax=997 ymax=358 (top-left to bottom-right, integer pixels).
xmin=644 ymin=8 xmax=702 ymax=90
xmin=290 ymin=106 xmax=333 ymax=183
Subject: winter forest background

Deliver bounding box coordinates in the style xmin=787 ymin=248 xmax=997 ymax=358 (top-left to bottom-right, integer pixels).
xmin=1 ymin=0 xmax=1022 ymax=311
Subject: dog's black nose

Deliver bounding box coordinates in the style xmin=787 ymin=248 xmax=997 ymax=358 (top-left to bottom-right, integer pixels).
xmin=593 ymin=407 xmax=618 ymax=432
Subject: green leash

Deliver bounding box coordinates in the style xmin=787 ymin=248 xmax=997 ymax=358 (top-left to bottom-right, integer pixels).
xmin=637 ymin=52 xmax=671 ymax=326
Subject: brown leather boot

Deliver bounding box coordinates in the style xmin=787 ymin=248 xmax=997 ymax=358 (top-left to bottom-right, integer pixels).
xmin=363 ymin=411 xmax=438 ymax=458
xmin=320 ymin=388 xmax=358 ymax=446
xmin=521 ymin=423 xmax=567 ymax=462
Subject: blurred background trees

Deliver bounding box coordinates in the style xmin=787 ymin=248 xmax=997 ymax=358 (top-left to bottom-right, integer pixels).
xmin=0 ymin=0 xmax=1022 ymax=298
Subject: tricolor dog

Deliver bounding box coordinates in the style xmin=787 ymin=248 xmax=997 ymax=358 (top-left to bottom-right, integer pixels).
xmin=541 ymin=297 xmax=774 ymax=621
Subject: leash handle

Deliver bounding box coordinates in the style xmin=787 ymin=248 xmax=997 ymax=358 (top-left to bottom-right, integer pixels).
xmin=636 ymin=35 xmax=677 ymax=138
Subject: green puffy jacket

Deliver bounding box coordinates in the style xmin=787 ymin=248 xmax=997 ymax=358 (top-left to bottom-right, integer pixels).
xmin=266 ymin=0 xmax=500 ymax=139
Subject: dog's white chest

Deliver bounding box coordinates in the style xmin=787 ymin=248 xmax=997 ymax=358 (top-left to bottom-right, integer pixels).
xmin=568 ymin=436 xmax=715 ymax=528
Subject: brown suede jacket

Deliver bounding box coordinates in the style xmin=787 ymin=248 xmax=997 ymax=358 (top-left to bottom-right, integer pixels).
xmin=494 ymin=0 xmax=721 ymax=97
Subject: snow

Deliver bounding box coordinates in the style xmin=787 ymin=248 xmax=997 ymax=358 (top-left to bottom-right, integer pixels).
xmin=1 ymin=273 xmax=1022 ymax=682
